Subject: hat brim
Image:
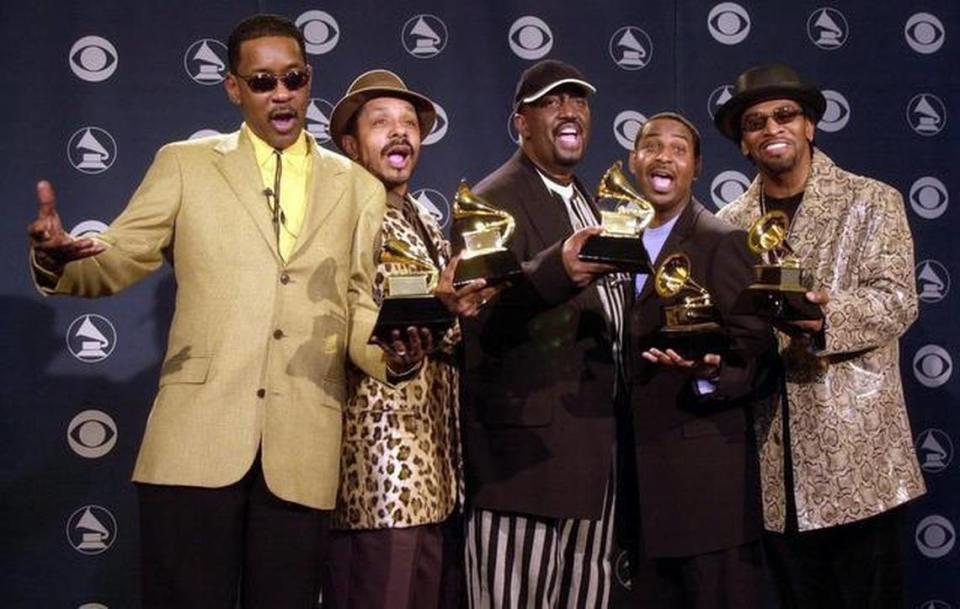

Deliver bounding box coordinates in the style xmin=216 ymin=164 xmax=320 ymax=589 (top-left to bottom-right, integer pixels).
xmin=714 ymin=84 xmax=826 ymax=141
xmin=329 ymin=87 xmax=437 ymax=152
xmin=517 ymin=78 xmax=596 ymax=108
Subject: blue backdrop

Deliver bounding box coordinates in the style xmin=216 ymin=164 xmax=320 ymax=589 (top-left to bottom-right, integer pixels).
xmin=2 ymin=1 xmax=957 ymax=607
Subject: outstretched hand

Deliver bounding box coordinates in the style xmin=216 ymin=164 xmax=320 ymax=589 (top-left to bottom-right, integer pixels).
xmin=642 ymin=348 xmax=722 ymax=380
xmin=28 ymin=180 xmax=106 ymax=274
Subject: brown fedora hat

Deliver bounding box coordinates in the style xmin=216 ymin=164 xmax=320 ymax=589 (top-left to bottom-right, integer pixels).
xmin=329 ymin=69 xmax=437 ymax=152
xmin=714 ymin=63 xmax=826 ymax=141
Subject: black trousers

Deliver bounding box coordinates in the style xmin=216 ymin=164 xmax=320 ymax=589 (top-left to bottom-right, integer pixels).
xmin=763 ymin=508 xmax=905 ymax=609
xmin=137 ymin=456 xmax=330 ymax=609
xmin=631 ymin=542 xmax=766 ymax=609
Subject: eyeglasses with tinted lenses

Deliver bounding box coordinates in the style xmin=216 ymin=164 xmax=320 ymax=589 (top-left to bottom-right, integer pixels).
xmin=237 ymin=70 xmax=310 ymax=93
xmin=740 ymin=106 xmax=804 ymax=133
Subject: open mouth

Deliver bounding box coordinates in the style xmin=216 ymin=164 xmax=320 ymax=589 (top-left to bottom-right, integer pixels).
xmin=269 ymin=108 xmax=298 ymax=133
xmin=385 ymin=143 xmax=413 ymax=170
xmin=554 ymin=122 xmax=582 ymax=147
xmin=760 ymin=139 xmax=790 ymax=154
xmin=648 ymin=168 xmax=675 ymax=193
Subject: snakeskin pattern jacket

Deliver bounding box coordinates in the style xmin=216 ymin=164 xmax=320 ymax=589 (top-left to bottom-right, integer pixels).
xmin=718 ymin=150 xmax=926 ymax=532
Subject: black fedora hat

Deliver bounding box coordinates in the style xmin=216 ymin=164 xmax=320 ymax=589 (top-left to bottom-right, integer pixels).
xmin=714 ymin=63 xmax=826 ymax=141
xmin=329 ymin=69 xmax=437 ymax=152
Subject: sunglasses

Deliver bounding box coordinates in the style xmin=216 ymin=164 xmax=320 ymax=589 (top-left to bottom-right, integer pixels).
xmin=236 ymin=69 xmax=310 ymax=94
xmin=740 ymin=106 xmax=805 ymax=133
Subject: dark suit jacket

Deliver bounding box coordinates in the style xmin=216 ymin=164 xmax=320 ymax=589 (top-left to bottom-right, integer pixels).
xmin=627 ymin=199 xmax=772 ymax=558
xmin=454 ymin=150 xmax=620 ymax=520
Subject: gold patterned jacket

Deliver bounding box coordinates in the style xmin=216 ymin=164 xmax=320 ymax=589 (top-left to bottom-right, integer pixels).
xmin=332 ymin=192 xmax=462 ymax=530
xmin=717 ymin=151 xmax=926 ymax=532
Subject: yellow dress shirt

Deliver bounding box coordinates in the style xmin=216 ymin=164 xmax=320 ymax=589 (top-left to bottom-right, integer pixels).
xmin=244 ymin=123 xmax=312 ymax=260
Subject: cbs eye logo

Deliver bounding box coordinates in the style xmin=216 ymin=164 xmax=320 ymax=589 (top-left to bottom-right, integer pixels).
xmin=297 ymin=10 xmax=340 ymax=55
xmin=710 ymin=170 xmax=751 ymax=209
xmin=909 ymin=177 xmax=949 ymax=220
xmin=422 ymin=102 xmax=448 ymax=146
xmin=707 ymin=2 xmax=750 ymax=45
xmin=67 ymin=410 xmax=117 ymax=458
xmin=817 ymin=90 xmax=850 ymax=133
xmin=913 ymin=345 xmax=952 ymax=388
xmin=69 ymin=36 xmax=118 ymax=82
xmin=509 ymin=16 xmax=553 ymax=59
xmin=915 ymin=515 xmax=955 ymax=558
xmin=613 ymin=110 xmax=646 ymax=150
xmin=905 ymin=13 xmax=945 ymax=54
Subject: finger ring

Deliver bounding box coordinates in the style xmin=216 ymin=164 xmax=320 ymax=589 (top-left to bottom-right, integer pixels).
xmin=480 ymin=298 xmax=488 ymax=307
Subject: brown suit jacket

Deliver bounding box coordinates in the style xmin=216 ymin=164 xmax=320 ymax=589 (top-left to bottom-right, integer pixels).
xmin=455 ymin=150 xmax=620 ymax=520
xmin=37 ymin=129 xmax=387 ymax=509
xmin=627 ymin=199 xmax=771 ymax=557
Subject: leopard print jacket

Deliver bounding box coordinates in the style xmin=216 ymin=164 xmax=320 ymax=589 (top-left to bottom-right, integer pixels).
xmin=332 ymin=192 xmax=462 ymax=530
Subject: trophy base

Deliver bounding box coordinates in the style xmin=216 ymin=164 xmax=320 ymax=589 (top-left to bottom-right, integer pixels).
xmin=369 ymin=296 xmax=456 ymax=344
xmin=453 ymin=249 xmax=524 ymax=288
xmin=578 ymin=235 xmax=652 ymax=273
xmin=657 ymin=323 xmax=728 ymax=360
xmin=734 ymin=286 xmax=824 ymax=321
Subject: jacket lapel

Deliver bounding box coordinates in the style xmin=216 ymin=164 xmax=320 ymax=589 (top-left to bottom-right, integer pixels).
xmin=288 ymin=140 xmax=348 ymax=262
xmin=512 ymin=151 xmax=576 ymax=250
xmin=214 ymin=131 xmax=281 ymax=263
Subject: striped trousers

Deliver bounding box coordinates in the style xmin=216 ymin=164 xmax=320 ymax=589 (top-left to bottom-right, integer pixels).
xmin=464 ymin=472 xmax=617 ymax=609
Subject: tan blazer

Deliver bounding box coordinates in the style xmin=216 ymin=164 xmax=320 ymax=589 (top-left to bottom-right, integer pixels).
xmin=718 ymin=151 xmax=926 ymax=532
xmin=39 ymin=129 xmax=387 ymax=509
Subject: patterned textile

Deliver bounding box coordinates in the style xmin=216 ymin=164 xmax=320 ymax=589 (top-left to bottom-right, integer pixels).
xmin=332 ymin=193 xmax=462 ymax=529
xmin=718 ymin=151 xmax=926 ymax=532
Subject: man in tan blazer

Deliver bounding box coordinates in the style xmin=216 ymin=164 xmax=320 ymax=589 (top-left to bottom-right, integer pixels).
xmin=27 ymin=14 xmax=412 ymax=609
xmin=714 ymin=63 xmax=926 ymax=609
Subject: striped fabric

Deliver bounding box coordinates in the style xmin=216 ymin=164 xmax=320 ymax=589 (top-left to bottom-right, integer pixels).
xmin=464 ymin=467 xmax=617 ymax=609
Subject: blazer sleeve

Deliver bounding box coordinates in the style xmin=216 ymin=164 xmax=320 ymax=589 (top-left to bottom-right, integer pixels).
xmin=34 ymin=144 xmax=182 ymax=297
xmin=346 ymin=182 xmax=390 ymax=384
xmin=817 ymin=185 xmax=918 ymax=356
xmin=705 ymin=229 xmax=777 ymax=402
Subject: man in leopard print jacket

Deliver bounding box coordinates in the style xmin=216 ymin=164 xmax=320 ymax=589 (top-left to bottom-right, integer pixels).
xmin=320 ymin=69 xmax=493 ymax=609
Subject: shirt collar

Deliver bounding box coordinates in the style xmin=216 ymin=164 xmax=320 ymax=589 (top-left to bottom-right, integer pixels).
xmin=536 ymin=168 xmax=576 ymax=201
xmin=243 ymin=123 xmax=311 ymax=170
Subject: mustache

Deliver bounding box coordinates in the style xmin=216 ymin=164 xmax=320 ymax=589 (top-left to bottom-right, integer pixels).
xmin=381 ymin=135 xmax=414 ymax=155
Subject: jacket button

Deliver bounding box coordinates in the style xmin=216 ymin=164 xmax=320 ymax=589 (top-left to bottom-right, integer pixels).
xmin=280 ymin=273 xmax=290 ymax=284
xmin=273 ymin=329 xmax=284 ymax=339
xmin=256 ymin=388 xmax=266 ymax=398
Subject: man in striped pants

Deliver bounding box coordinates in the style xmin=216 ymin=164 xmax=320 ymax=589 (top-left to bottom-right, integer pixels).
xmin=454 ymin=59 xmax=627 ymax=609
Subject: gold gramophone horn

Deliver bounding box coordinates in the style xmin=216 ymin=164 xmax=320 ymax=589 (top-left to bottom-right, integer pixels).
xmin=655 ymin=253 xmax=691 ymax=298
xmin=654 ymin=253 xmax=712 ymax=306
xmin=453 ymin=180 xmax=515 ymax=243
xmin=747 ymin=210 xmax=790 ymax=254
xmin=596 ymin=161 xmax=655 ymax=230
xmin=381 ymin=238 xmax=439 ymax=293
